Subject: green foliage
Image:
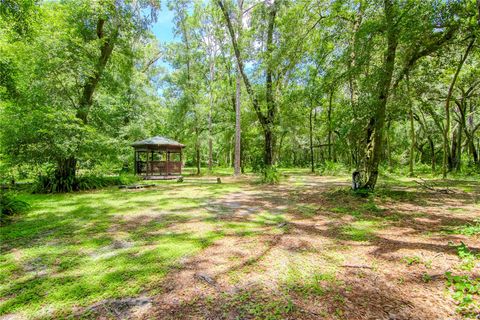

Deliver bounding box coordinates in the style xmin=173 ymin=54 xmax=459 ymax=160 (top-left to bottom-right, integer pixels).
xmin=341 ymin=220 xmax=379 ymax=242
xmin=261 ymin=166 xmax=281 ymax=184
xmin=455 ymin=242 xmax=477 ymax=271
xmin=403 ymin=256 xmax=421 ymax=266
xmin=450 ymin=219 xmax=480 ymax=236
xmin=33 ymin=172 xmax=140 ymax=193
xmin=445 ymin=242 xmax=480 ymax=316
xmin=0 ymin=192 xmax=29 ymax=222
xmin=446 ymin=272 xmax=480 ymax=316
xmin=224 ymin=290 xmax=296 ymax=320
xmin=317 ymin=161 xmax=348 ymax=176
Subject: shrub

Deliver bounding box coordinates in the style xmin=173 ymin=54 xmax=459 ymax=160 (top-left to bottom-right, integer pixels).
xmin=33 ymin=172 xmax=140 ymax=193
xmin=0 ymin=192 xmax=30 ymax=222
xmin=317 ymin=161 xmax=347 ymax=175
xmin=261 ymin=166 xmax=280 ymax=184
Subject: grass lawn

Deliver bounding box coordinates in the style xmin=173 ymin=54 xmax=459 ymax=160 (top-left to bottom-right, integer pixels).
xmin=1 ymin=172 xmax=480 ymax=319
xmin=1 ymin=179 xmax=245 ymax=318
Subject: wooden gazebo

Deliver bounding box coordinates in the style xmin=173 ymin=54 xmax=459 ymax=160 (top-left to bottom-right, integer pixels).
xmin=132 ymin=136 xmax=185 ymax=179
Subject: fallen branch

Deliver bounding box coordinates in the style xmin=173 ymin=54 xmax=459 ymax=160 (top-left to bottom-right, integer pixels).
xmin=414 ymin=178 xmax=452 ymax=194
xmin=341 ymin=264 xmax=373 ymax=269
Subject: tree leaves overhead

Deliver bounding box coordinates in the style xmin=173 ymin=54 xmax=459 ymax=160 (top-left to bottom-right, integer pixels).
xmin=0 ymin=0 xmax=479 ymax=188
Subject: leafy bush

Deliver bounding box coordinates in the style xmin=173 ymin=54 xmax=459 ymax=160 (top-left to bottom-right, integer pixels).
xmin=317 ymin=161 xmax=348 ymax=175
xmin=33 ymin=172 xmax=140 ymax=193
xmin=261 ymin=166 xmax=280 ymax=184
xmin=0 ymin=192 xmax=30 ymax=222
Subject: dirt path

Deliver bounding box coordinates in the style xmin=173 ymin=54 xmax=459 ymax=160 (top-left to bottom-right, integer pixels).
xmin=86 ymin=175 xmax=480 ymax=320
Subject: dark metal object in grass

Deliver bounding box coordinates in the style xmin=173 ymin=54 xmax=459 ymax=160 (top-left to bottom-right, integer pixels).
xmin=119 ymin=184 xmax=156 ymax=190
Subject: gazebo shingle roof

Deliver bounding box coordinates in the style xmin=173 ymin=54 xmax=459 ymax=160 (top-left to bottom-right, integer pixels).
xmin=131 ymin=136 xmax=185 ymax=148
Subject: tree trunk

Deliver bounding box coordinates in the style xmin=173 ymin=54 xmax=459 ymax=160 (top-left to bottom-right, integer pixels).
xmin=264 ymin=128 xmax=274 ymax=166
xmin=234 ymin=65 xmax=242 ymax=176
xmin=309 ymin=107 xmax=314 ymax=173
xmin=385 ymin=121 xmax=393 ymax=170
xmin=218 ymin=0 xmax=278 ymax=169
xmin=327 ymin=89 xmax=333 ymax=161
xmin=264 ymin=2 xmax=277 ymax=167
xmin=195 ymin=128 xmax=201 ymax=175
xmin=406 ymin=74 xmax=415 ymax=176
xmin=208 ymin=57 xmax=214 ymax=172
xmin=55 ymin=17 xmax=117 ymax=191
xmin=362 ymin=0 xmax=398 ymax=190
xmin=77 ymin=19 xmax=118 ymax=124
xmin=233 ymin=0 xmax=243 ymax=176
xmin=409 ymin=108 xmax=415 ymax=176
xmin=442 ymin=38 xmax=475 ymax=178
xmin=55 ymin=156 xmax=77 ymax=192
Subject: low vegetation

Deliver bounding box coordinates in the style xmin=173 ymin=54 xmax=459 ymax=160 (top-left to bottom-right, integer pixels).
xmin=1 ymin=172 xmax=480 ymax=319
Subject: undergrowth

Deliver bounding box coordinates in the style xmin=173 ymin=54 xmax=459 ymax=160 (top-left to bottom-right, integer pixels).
xmin=33 ymin=173 xmax=140 ymax=193
xmin=445 ymin=242 xmax=480 ymax=317
xmin=0 ymin=192 xmax=30 ymax=224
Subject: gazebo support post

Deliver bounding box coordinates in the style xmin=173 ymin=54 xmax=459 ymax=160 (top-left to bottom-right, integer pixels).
xmin=147 ymin=151 xmax=150 ymax=177
xmin=134 ymin=151 xmax=137 ymax=175
xmin=167 ymin=151 xmax=170 ymax=176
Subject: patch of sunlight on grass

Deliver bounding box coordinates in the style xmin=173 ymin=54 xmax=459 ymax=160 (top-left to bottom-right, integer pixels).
xmin=443 ymin=219 xmax=480 ymax=236
xmin=0 ymin=181 xmax=242 ymax=318
xmin=282 ymin=264 xmax=338 ymax=298
xmin=296 ymin=204 xmax=318 ymax=217
xmin=340 ymin=220 xmax=379 ymax=242
xmin=253 ymin=212 xmax=286 ymax=225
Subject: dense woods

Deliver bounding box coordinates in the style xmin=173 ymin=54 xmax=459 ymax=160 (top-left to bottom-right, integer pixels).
xmin=3 ymin=2 xmax=480 ymax=319
xmin=1 ymin=0 xmax=480 ymax=190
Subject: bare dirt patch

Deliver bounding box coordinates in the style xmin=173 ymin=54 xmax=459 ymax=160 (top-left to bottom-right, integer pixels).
xmin=81 ymin=175 xmax=480 ymax=319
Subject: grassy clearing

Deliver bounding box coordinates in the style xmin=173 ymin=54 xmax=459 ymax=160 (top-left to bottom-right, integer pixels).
xmin=2 ymin=173 xmax=480 ymax=319
xmin=0 ymin=180 xmax=251 ymax=318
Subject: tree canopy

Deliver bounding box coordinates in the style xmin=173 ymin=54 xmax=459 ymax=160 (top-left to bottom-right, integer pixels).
xmin=1 ymin=0 xmax=479 ymax=191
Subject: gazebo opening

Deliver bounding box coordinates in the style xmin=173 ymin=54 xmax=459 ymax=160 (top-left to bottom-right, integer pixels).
xmin=132 ymin=136 xmax=185 ymax=180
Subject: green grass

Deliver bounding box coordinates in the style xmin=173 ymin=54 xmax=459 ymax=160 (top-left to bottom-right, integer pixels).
xmin=0 ymin=181 xmax=247 ymax=318
xmin=2 ymin=170 xmax=479 ymax=319
xmin=340 ymin=220 xmax=380 ymax=242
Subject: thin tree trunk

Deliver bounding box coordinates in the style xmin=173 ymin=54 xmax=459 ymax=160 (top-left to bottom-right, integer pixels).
xmin=406 ymin=74 xmax=415 ymax=176
xmin=386 ymin=122 xmax=393 ymax=169
xmin=456 ymin=124 xmax=463 ymax=171
xmin=429 ymin=138 xmax=436 ymax=172
xmin=208 ymin=56 xmax=215 ymax=172
xmin=443 ymin=38 xmax=475 ymax=178
xmin=327 ymin=89 xmax=333 ymax=161
xmin=218 ymin=0 xmax=278 ymax=168
xmin=234 ymin=0 xmax=243 ymax=176
xmin=309 ymin=107 xmax=314 ymax=173
xmin=195 ymin=127 xmax=201 ymax=175
xmin=234 ymin=65 xmax=241 ymax=176
xmin=408 ymin=108 xmax=415 ymax=176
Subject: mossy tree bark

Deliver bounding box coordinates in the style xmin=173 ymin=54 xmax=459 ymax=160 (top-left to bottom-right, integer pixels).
xmin=361 ymin=0 xmax=398 ymax=190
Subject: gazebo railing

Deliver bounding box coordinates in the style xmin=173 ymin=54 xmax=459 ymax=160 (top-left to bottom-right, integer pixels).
xmin=136 ymin=160 xmax=182 ymax=175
